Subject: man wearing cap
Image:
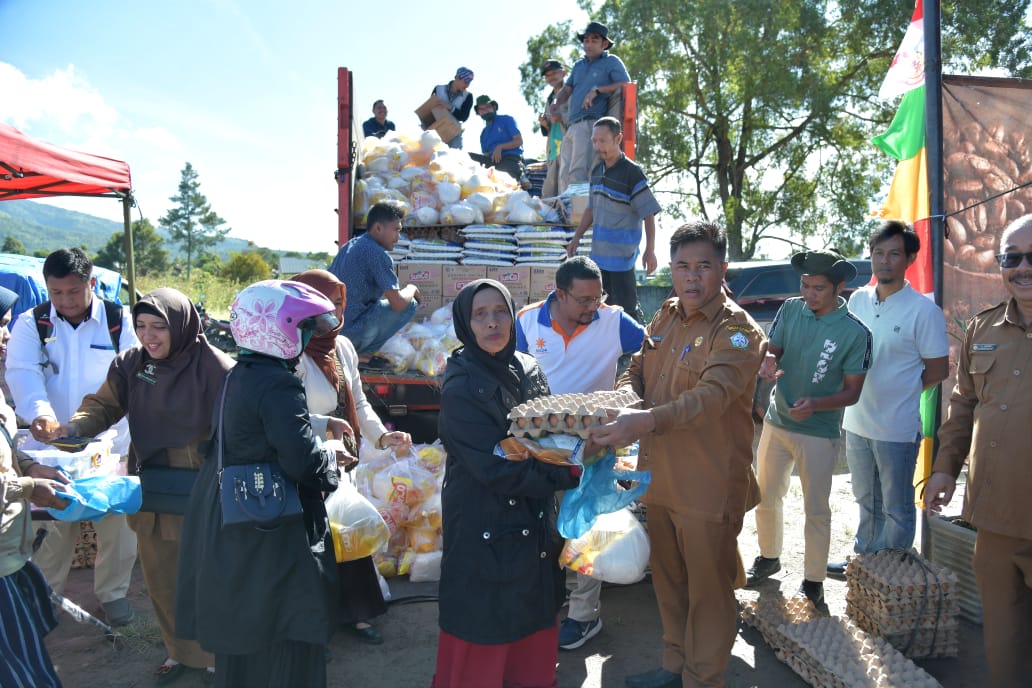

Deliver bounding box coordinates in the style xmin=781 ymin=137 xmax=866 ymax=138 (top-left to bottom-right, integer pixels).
xmin=470 ymin=95 xmax=525 ymax=183
xmin=432 ymin=67 xmax=475 ymax=149
xmin=362 ymin=100 xmax=395 ymax=139
xmin=746 ymin=249 xmax=872 ymax=606
xmin=550 ymin=21 xmax=630 ymax=191
xmin=539 ymin=59 xmax=568 ymax=197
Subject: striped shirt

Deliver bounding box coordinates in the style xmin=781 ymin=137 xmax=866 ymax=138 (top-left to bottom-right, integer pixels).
xmin=588 ymin=156 xmax=661 ymax=272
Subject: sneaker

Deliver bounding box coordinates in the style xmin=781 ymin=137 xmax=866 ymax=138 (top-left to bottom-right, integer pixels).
xmin=797 ymin=580 xmax=824 ymax=605
xmin=826 ymin=561 xmax=848 ymax=581
xmin=558 ymin=616 xmax=603 ymax=650
xmin=745 ymin=556 xmax=781 ymax=586
xmin=101 ymin=597 xmax=134 ymax=626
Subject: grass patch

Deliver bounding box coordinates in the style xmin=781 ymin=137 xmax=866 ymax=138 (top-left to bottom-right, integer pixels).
xmin=136 ymin=272 xmax=244 ymax=319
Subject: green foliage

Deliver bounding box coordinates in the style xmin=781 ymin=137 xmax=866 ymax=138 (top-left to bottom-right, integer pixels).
xmin=159 ymin=163 xmax=230 ymax=280
xmin=136 ymin=271 xmax=240 ymax=319
xmin=2 ymin=235 xmax=26 ymax=254
xmin=644 ymin=265 xmax=672 ymax=286
xmin=222 ymin=252 xmax=273 ymax=284
xmin=523 ymin=0 xmax=1032 ymax=259
xmin=94 ymin=219 xmax=170 ymax=276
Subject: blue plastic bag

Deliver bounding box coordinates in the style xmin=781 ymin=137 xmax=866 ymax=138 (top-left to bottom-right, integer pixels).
xmin=47 ymin=475 xmax=142 ymax=522
xmin=557 ymin=448 xmax=650 ymax=539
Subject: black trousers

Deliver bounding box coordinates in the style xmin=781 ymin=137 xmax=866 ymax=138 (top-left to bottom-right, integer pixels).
xmin=602 ymin=268 xmax=642 ymax=323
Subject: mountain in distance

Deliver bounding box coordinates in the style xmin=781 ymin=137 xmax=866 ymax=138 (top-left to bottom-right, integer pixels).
xmin=0 ymin=199 xmax=266 ymax=259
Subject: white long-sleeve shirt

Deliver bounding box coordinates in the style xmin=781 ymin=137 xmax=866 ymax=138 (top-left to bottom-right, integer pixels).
xmin=6 ymin=297 xmax=137 ymax=455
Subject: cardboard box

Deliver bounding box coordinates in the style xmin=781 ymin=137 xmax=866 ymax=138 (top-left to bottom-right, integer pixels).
xmin=530 ymin=265 xmax=559 ymax=301
xmin=569 ymin=195 xmax=589 ymax=226
xmin=397 ymin=262 xmax=443 ymax=289
xmin=429 ymin=113 xmax=461 ymax=144
xmin=415 ymin=95 xmax=448 ymax=129
xmin=414 ymin=288 xmax=444 ymax=318
xmin=443 ymin=265 xmax=488 ymax=297
xmin=487 ymin=265 xmax=531 ymax=297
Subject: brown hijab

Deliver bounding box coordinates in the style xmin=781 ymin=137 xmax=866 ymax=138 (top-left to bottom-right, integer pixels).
xmin=290 ymin=270 xmax=360 ymax=444
xmin=115 ymin=288 xmax=234 ymax=468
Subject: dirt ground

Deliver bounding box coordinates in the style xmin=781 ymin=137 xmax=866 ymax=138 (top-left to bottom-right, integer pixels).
xmin=44 ymin=428 xmax=987 ymax=688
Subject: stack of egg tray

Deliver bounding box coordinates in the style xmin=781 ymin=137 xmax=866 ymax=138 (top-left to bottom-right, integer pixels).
xmin=740 ymin=594 xmax=942 ymax=688
xmin=844 ymin=549 xmax=959 ymax=659
xmin=507 ymin=389 xmax=641 ymax=439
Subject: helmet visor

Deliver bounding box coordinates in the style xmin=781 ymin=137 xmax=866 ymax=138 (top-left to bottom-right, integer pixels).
xmin=300 ymin=311 xmax=340 ymax=337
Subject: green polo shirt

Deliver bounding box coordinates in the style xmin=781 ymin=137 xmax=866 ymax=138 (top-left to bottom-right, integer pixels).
xmin=764 ymin=297 xmax=872 ymax=438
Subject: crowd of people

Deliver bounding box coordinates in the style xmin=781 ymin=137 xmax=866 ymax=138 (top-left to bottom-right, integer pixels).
xmin=1 ymin=18 xmax=1029 ymax=688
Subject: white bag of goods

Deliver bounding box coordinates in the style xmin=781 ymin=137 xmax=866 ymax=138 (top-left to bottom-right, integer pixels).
xmin=560 ymin=507 xmax=650 ymax=584
xmin=324 ymin=478 xmax=390 ymax=562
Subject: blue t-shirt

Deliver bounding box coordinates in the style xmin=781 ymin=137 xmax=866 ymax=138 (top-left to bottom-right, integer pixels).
xmin=329 ymin=234 xmax=398 ymax=336
xmin=566 ymin=52 xmax=630 ymax=124
xmin=480 ymin=114 xmax=523 ymax=158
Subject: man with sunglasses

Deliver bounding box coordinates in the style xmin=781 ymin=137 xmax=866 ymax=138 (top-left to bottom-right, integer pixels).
xmin=828 ymin=221 xmax=948 ymax=578
xmin=926 ymin=214 xmax=1032 ymax=688
xmin=515 ymin=256 xmax=645 ymax=651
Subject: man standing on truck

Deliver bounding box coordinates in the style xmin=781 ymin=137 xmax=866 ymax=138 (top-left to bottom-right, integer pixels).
xmin=746 ymin=250 xmax=872 ymax=607
xmin=539 ymin=59 xmax=568 ymax=198
xmin=5 ymin=247 xmax=139 ymax=627
xmin=432 ymin=67 xmax=475 ymax=150
xmin=515 ymin=256 xmax=644 ymax=651
xmin=330 ymin=202 xmax=420 ymax=358
xmin=566 ymin=117 xmax=660 ymax=322
xmin=550 ymin=21 xmax=630 ymax=192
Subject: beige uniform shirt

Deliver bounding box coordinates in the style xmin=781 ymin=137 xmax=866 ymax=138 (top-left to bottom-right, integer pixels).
xmin=935 ymin=298 xmax=1032 ymax=540
xmin=622 ymin=293 xmax=765 ymax=522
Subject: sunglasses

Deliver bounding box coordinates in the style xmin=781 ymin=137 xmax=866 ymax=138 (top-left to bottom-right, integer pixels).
xmin=994 ymin=252 xmax=1032 ymax=269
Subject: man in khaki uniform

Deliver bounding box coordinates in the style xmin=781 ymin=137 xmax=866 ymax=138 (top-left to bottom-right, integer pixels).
xmin=926 ymin=215 xmax=1032 ymax=688
xmin=590 ymin=221 xmax=765 ymax=688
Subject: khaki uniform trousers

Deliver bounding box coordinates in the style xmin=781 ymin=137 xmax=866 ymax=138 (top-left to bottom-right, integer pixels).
xmin=32 ymin=514 xmax=137 ymax=602
xmin=648 ymin=504 xmax=744 ymax=688
xmin=129 ymin=511 xmax=213 ymax=669
xmin=973 ymin=528 xmax=1032 ymax=688
xmin=754 ymin=423 xmax=838 ymax=582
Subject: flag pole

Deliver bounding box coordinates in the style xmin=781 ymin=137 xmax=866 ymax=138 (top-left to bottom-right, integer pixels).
xmin=921 ymin=0 xmax=944 ymax=557
xmin=924 ymin=0 xmax=944 ymax=306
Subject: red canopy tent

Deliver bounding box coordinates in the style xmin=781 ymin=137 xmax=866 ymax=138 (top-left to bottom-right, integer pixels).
xmin=0 ymin=122 xmax=137 ymax=302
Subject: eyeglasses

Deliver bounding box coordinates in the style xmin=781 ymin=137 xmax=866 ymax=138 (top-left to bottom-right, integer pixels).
xmin=994 ymin=252 xmax=1032 ymax=269
xmin=563 ymin=290 xmax=607 ymax=307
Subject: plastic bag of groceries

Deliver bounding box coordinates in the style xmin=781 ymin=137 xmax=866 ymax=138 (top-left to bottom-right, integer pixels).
xmin=414 ymin=338 xmax=450 ymax=377
xmin=557 ymin=449 xmax=651 ymax=539
xmin=415 ymin=441 xmax=447 ymax=475
xmin=370 ymin=454 xmax=436 ymax=507
xmin=376 ymin=334 xmax=417 ymax=373
xmin=325 ymin=478 xmax=390 ymax=562
xmin=409 ymin=551 xmax=443 ymax=583
xmin=560 ymin=507 xmax=649 ymax=584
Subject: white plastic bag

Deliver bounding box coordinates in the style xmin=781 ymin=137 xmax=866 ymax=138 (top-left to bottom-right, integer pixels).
xmin=325 ymin=479 xmax=390 ymax=562
xmin=560 ymin=507 xmax=650 ymax=584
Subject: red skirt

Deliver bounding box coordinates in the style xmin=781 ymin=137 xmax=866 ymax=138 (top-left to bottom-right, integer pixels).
xmin=430 ymin=623 xmax=559 ymax=688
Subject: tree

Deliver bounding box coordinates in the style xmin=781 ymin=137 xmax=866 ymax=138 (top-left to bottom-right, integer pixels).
xmin=523 ymin=1 xmax=1032 ymax=259
xmin=2 ymin=235 xmax=26 ymax=255
xmin=94 ymin=219 xmax=170 ymax=276
xmin=222 ymin=252 xmax=272 ymax=284
xmin=159 ymin=163 xmax=230 ymax=279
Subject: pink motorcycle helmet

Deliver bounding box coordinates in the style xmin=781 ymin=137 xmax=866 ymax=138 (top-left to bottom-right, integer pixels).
xmin=230 ymin=280 xmax=339 ymax=359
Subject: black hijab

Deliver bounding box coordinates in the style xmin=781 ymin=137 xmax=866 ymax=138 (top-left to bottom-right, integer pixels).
xmin=451 ymin=279 xmax=521 ymax=400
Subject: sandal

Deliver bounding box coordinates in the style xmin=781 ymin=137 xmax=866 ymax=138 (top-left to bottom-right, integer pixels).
xmin=155 ymin=661 xmax=186 ymax=685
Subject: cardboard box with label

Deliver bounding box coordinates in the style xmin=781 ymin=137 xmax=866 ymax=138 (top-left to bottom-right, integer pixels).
xmin=443 ymin=265 xmax=488 ymax=297
xmin=530 ymin=265 xmax=559 ymax=302
xmin=487 ymin=265 xmax=531 ymax=307
xmin=397 ymin=262 xmax=445 ymax=318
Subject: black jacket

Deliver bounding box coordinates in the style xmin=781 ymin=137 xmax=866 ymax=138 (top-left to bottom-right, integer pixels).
xmin=176 ymin=355 xmax=340 ymax=654
xmin=437 ymin=348 xmax=579 ymax=644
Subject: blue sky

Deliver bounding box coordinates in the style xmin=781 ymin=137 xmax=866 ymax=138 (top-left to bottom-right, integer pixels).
xmin=0 ymin=0 xmax=592 ymax=253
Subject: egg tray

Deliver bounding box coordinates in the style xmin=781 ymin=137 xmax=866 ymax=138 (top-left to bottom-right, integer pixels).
xmin=843 ymin=549 xmax=958 ymax=597
xmin=740 ymin=594 xmax=942 ymax=687
xmin=845 ymin=588 xmax=959 ymax=627
xmin=847 ymin=604 xmax=959 ymax=659
xmin=507 ymin=389 xmax=641 ymax=439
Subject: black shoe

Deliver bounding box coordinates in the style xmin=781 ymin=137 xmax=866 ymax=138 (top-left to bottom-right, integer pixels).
xmin=797 ymin=580 xmax=824 ymax=605
xmin=745 ymin=556 xmax=781 ymax=586
xmin=826 ymin=561 xmax=848 ymax=581
xmin=625 ymin=667 xmax=682 ymax=688
xmin=348 ymin=623 xmax=384 ymax=645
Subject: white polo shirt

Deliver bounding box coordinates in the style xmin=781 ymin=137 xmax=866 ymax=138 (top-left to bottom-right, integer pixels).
xmin=516 ymin=292 xmax=645 ymax=394
xmin=842 ymin=282 xmax=949 ymax=443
